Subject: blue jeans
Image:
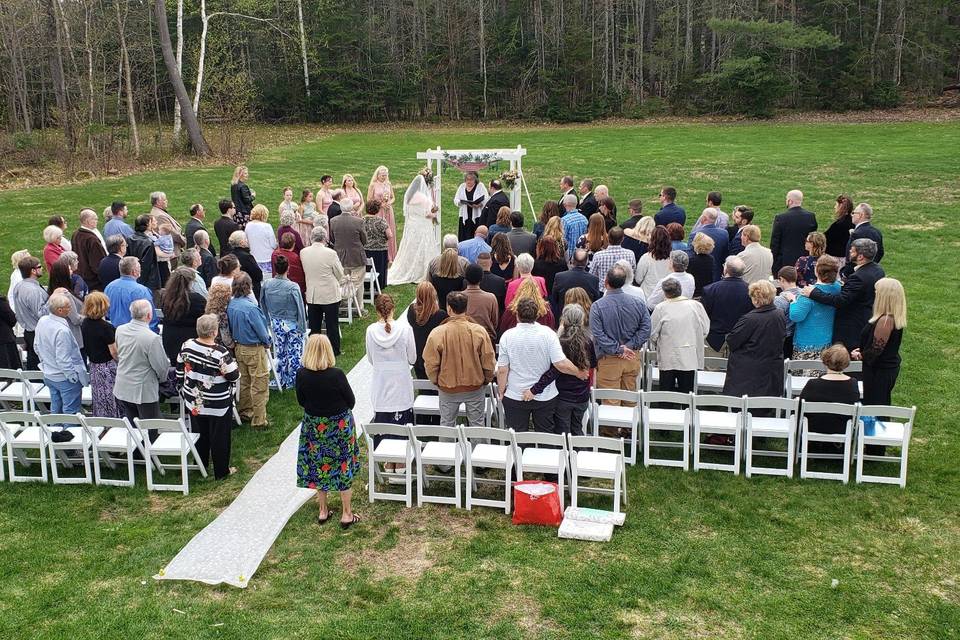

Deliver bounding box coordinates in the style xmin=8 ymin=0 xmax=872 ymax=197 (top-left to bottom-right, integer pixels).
xmin=44 ymin=378 xmax=83 ymax=415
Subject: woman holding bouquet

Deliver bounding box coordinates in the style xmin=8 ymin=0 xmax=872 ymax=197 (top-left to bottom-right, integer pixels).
xmin=389 ymin=170 xmax=440 ymax=285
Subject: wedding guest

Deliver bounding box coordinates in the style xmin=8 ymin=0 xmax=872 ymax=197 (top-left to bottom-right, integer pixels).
xmin=362 ymin=201 xmax=390 ymax=291
xmin=48 ymin=215 xmax=72 ymax=251
xmin=260 ymin=255 xmax=307 ymax=389
xmin=504 ymin=253 xmax=547 ymax=308
xmin=799 ymin=345 xmax=860 ymax=443
xmin=532 ymin=236 xmax=568 ymax=295
xmin=8 ymin=249 xmax=31 ymax=296
xmin=297 ymin=189 xmax=317 ymax=246
xmin=407 ymin=282 xmax=447 ymax=379
xmin=160 ymin=268 xmax=206 ymax=365
xmin=841 ymin=202 xmax=885 ymax=278
xmin=578 ymin=179 xmax=598 ymax=217
xmin=194 ymin=230 xmax=218 ymax=287
xmin=58 ymin=251 xmax=89 ymax=301
xmin=524 ymin=304 xmax=596 ymax=435
xmin=215 ymin=199 xmax=240 ymax=254
xmin=426 ymin=234 xmax=468 ymax=279
xmin=227 ymin=230 xmax=264 ymax=300
xmin=154 ymin=222 xmax=176 ymax=286
xmin=98 ymin=236 xmax=125 ymax=290
xmin=551 ymin=248 xmax=600 ymax=319
xmin=46 ymin=260 xmax=84 ymax=353
xmin=488 ymin=206 xmax=512 ymax=241
xmin=647 ymin=250 xmax=695 ymax=310
xmin=785 ymin=256 xmax=841 ymax=365
xmin=463 ymin=264 xmax=499 ymax=344
xmin=649 ymin=278 xmax=710 ymax=393
xmin=595 ymin=186 xmax=616 ymax=219
xmin=11 ymin=256 xmax=48 ymax=369
xmin=368 ymin=166 xmax=397 ymax=263
xmin=621 ymin=198 xmax=644 ymax=230
xmin=326 ymin=189 xmax=343 ymax=230
xmin=150 ymin=192 xmax=186 ymax=260
xmin=726 ymin=205 xmax=754 ymax=255
xmin=273 ymin=233 xmax=306 ymax=295
xmin=499 ymin=278 xmax=556 ymax=337
xmin=300 ymin=226 xmax=343 ymax=355
xmin=480 ymin=179 xmax=510 ymax=228
xmin=654 ymin=186 xmax=686 ymax=227
xmin=179 ymin=249 xmax=208 ymax=296
xmin=616 ymin=259 xmax=647 ymax=305
xmin=43 ymin=225 xmax=66 ymax=272
xmin=0 ymin=290 xmax=18 ymax=370
xmin=576 ymin=213 xmax=609 ymax=268
xmin=245 ymin=205 xmax=278 ymax=278
xmin=723 ymin=280 xmax=786 ymax=398
xmin=795 ymin=232 xmax=826 ymax=287
xmin=825 ymin=194 xmax=855 ymax=261
xmin=35 ymin=293 xmax=88 ymax=415
xmin=205 ymin=284 xmax=235 ymax=352
xmin=689 ymin=233 xmax=716 ymax=298
xmin=475 ymin=252 xmax=507 ymax=315
xmin=72 ymin=208 xmax=107 ymax=291
xmin=329 ymin=199 xmax=367 ymax=300
xmin=565 ymin=287 xmax=594 ymax=323
xmin=277 ymin=209 xmax=304 ymax=253
xmin=458 ymin=225 xmax=492 ymax=265
xmin=185 ymin=204 xmax=207 ymax=251
xmin=774 ymin=266 xmax=801 ymax=358
xmin=295 ymin=333 xmax=361 ymax=528
xmin=231 ymin=165 xmax=255 ymax=227
xmin=667 ymin=222 xmax=688 ymax=252
xmin=588 ymin=226 xmax=635 ymax=281
xmin=701 ymin=256 xmax=752 ymax=359
xmin=598 ymin=196 xmax=618 ymax=231
xmin=691 ymin=192 xmax=729 ymax=233
xmin=634 ymin=225 xmax=672 ymax=296
xmin=623 ymin=215 xmax=654 ymax=263
xmin=771 ymin=189 xmax=818 ymax=274
xmin=81 ymin=292 xmax=123 ymax=418
xmin=558 ymin=175 xmax=578 ymax=205
xmin=227 ymin=273 xmax=271 ymax=429
xmin=104 ymin=201 xmax=134 ymax=239
xmin=341 ymin=174 xmax=365 ymax=218
xmin=852 ymin=277 xmax=906 ymax=407
xmin=506 ymin=210 xmax=537 ymax=257
xmin=739 ymin=225 xmax=773 ymax=284
xmin=113 ymin=299 xmax=169 ymax=422
xmin=534 ymin=200 xmax=562 ymax=238
xmin=211 ymin=254 xmax=241 ymax=290
xmin=104 ymin=257 xmax=159 ymax=331
xmin=430 ymin=248 xmax=466 ymax=309
xmin=366 ymin=294 xmax=416 ymax=441
xmin=560 ymin=195 xmax=588 ymax=261
xmin=176 ymin=313 xmax=239 ymax=479
xmin=317 ymin=175 xmax=335 ymax=216
xmin=490 ymin=233 xmax=516 ymax=281
xmin=126 ymin=214 xmax=161 ymax=290
xmin=688 ymin=208 xmax=728 ymax=280
xmin=542 ymin=215 xmax=568 ymax=256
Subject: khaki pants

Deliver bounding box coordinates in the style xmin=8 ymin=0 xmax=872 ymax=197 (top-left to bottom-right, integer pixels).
xmin=345 ymin=266 xmax=365 ymax=303
xmin=596 ymin=355 xmax=641 ymax=406
xmin=235 ymin=344 xmax=269 ymax=427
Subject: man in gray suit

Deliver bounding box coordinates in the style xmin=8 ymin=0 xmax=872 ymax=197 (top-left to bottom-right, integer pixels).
xmin=114 ymin=298 xmax=170 ymax=424
xmin=329 ymin=199 xmax=368 ymax=304
xmin=506 ymin=211 xmax=536 ymax=257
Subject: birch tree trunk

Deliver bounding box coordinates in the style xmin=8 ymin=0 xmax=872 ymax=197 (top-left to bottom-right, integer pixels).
xmin=173 ymin=0 xmax=183 ymax=136
xmin=296 ymin=0 xmax=310 ymax=98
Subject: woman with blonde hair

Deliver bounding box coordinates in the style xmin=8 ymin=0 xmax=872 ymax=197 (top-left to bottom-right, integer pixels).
xmin=429 ymin=248 xmax=465 ymax=308
xmin=230 ymin=165 xmax=255 ymax=226
xmin=564 ymin=286 xmax=593 ymax=324
xmin=80 ymin=292 xmax=123 ymax=418
xmin=542 ymin=216 xmax=567 ymax=256
xmin=367 ymin=166 xmax=397 ymax=263
xmin=278 ymin=186 xmax=298 ymax=220
xmin=498 ymin=277 xmax=555 ymax=336
xmin=245 ymin=204 xmax=278 ymax=277
xmin=406 ymin=282 xmax=447 ymax=380
xmin=795 ymin=231 xmax=826 ymax=287
xmin=205 ymin=283 xmax=235 ymax=351
xmin=297 ymin=188 xmax=317 ymax=245
xmin=689 ymin=232 xmax=716 ymax=297
xmin=295 ymin=333 xmax=361 ymax=528
xmin=575 ymin=213 xmax=609 ymax=266
xmin=8 ymin=249 xmax=31 ymax=295
xmin=852 ymin=277 xmax=906 ymax=407
xmin=43 ymin=225 xmax=65 ymax=272
xmin=623 ymin=215 xmax=654 ymax=263
xmin=723 ymin=280 xmax=786 ymax=398
xmin=341 ymin=174 xmax=364 ymax=213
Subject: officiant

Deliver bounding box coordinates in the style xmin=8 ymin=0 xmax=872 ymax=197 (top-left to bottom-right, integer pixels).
xmin=454 ymin=171 xmax=489 ymax=241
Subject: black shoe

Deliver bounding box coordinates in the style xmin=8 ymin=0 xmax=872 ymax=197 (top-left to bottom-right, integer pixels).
xmin=51 ymin=430 xmax=74 ymax=443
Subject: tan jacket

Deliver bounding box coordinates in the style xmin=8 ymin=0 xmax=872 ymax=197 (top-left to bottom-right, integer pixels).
xmin=150 ymin=206 xmax=186 ymax=255
xmin=463 ymin=286 xmax=499 ymax=344
xmin=740 ymin=242 xmax=774 ymax=284
xmin=300 ymin=243 xmax=344 ymax=305
xmin=423 ymin=315 xmax=496 ymax=393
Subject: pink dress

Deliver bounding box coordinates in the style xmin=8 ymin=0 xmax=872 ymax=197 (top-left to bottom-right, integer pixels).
xmin=370 ymin=181 xmax=397 ymax=262
xmin=342 ymin=186 xmax=364 ymax=213
xmin=317 ymin=189 xmax=333 ymax=216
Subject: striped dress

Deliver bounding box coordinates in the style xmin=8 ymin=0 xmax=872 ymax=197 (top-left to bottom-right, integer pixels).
xmin=175 ymin=339 xmax=240 ymax=416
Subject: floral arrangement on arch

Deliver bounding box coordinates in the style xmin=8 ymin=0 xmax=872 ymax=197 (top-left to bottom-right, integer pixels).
xmin=500 ymin=169 xmax=518 ymax=190
xmin=418 ymin=166 xmax=434 ymax=186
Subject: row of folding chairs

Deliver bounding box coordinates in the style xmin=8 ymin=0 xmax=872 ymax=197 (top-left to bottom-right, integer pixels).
xmin=0 ymin=412 xmax=207 ymax=494
xmin=363 ymin=424 xmax=628 ymax=514
xmin=412 ymin=380 xmax=503 ymax=428
xmin=339 ymin=257 xmax=382 ymax=324
xmin=590 ymin=389 xmax=914 ymax=486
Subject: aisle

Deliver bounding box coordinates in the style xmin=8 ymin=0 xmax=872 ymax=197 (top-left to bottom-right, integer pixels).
xmin=154 ymin=306 xmax=410 ymax=588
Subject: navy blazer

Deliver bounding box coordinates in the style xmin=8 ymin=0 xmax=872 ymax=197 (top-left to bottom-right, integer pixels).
xmin=841 ymin=222 xmax=884 ymax=277
xmin=701 ymin=277 xmax=754 ymax=351
xmin=689 ymin=225 xmax=729 ymax=281
xmin=550 ymin=267 xmax=601 ymax=319
xmin=770 ymin=206 xmax=818 ymax=273
xmin=654 ymin=202 xmax=686 ymax=227
xmin=727 ymin=227 xmax=745 ymax=255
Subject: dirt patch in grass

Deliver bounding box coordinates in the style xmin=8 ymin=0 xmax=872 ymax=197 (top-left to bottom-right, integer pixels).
xmin=489 ymin=592 xmax=560 ymax=635
xmin=619 ymin=607 xmax=744 ymax=639
xmin=888 ymin=221 xmax=945 ymax=231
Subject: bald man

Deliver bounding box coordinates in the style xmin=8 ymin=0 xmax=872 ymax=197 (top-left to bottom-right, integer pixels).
xmin=770 ymin=189 xmax=817 ymax=275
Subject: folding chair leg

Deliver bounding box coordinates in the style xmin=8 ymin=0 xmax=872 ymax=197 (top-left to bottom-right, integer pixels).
xmin=454 ymin=461 xmax=462 ymax=509
xmin=368 ymin=455 xmax=376 ymax=503
xmin=503 ymin=464 xmax=512 ymax=514
xmin=465 ymin=463 xmax=473 ymax=510
xmin=181 ymin=450 xmax=190 ymax=495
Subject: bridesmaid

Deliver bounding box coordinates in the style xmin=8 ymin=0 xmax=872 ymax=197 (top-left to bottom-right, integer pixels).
xmin=317 ymin=175 xmax=335 ymax=216
xmin=341 ymin=174 xmax=365 ymax=212
xmin=297 ymin=189 xmax=317 ymax=246
xmin=367 ymin=166 xmax=397 ymax=264
xmin=278 ymin=186 xmax=298 ymax=222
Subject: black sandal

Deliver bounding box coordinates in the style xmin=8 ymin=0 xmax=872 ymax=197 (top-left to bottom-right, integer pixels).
xmin=317 ymin=512 xmax=332 ymax=525
xmin=340 ymin=514 xmax=361 ymax=530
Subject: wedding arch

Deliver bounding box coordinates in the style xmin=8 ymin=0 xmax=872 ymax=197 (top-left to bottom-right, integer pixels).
xmin=416 ymin=145 xmax=535 ymax=226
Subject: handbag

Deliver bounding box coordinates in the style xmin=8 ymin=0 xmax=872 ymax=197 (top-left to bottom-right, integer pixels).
xmin=512 ymin=481 xmax=563 ymax=527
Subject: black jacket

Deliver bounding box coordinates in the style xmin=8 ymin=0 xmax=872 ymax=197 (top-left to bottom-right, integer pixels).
xmin=231 ymin=181 xmax=255 ymax=220
xmin=579 ymin=192 xmax=598 ymax=218
xmin=230 ymin=247 xmax=264 ymax=300
xmin=214 ymin=216 xmax=240 ymax=256
xmin=824 ymin=214 xmax=854 ymax=258
xmin=185 ymin=217 xmax=208 ymax=252
xmin=126 ymin=231 xmax=161 ymax=290
xmin=809 ymin=261 xmax=885 ymax=349
xmin=840 ymin=222 xmax=884 ymax=278
xmin=198 ymin=247 xmax=218 ymax=286
xmin=0 ymin=295 xmax=16 ymax=344
xmin=723 ymin=305 xmax=786 ymax=398
xmin=701 ymin=277 xmax=753 ymax=351
xmin=98 ymin=253 xmax=123 ymax=290
xmin=770 ymin=206 xmax=818 ymax=273
xmin=478 ymin=271 xmax=507 ymax=317
xmin=480 ymin=191 xmax=510 ymax=228
xmin=550 ymin=266 xmax=600 ymax=319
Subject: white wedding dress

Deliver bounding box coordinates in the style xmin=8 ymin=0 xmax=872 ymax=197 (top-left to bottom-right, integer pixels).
xmin=389 ymin=175 xmax=440 ymax=285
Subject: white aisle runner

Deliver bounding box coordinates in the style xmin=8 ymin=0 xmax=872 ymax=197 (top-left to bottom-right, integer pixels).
xmin=154 ymin=307 xmax=409 ymax=587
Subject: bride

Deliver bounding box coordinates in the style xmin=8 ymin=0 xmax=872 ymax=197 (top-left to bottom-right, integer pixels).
xmin=389 ymin=173 xmax=440 ymax=285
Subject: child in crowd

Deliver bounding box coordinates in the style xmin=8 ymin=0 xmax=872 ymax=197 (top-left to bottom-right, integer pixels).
xmin=154 ymin=222 xmax=176 ymax=286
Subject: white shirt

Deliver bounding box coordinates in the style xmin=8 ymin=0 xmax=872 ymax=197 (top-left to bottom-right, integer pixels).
xmin=245 ymin=221 xmax=278 ymax=263
xmin=646 ymin=272 xmax=696 ymax=310
xmin=497 ymin=322 xmax=566 ymax=401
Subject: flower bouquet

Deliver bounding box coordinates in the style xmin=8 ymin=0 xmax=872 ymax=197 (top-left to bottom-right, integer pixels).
xmin=419 ymin=166 xmax=434 ymax=187
xmin=500 ymin=169 xmax=518 ymax=190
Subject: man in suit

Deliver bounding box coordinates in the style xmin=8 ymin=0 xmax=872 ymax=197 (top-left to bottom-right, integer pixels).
xmin=738 ymin=225 xmax=774 ymax=284
xmin=480 ymin=179 xmax=510 ymax=228
xmin=841 ymin=202 xmax=884 ymax=278
xmin=300 ymin=226 xmax=345 ymax=354
xmin=113 ymin=298 xmax=169 ymax=424
xmin=98 ymin=235 xmax=126 ymax=290
xmin=329 ymin=200 xmax=367 ymax=302
xmin=326 ymin=190 xmax=344 ymax=243
xmin=476 ymin=252 xmax=507 ymax=317
xmin=578 ymin=179 xmax=598 ymax=217
xmin=126 ymin=214 xmax=161 ymax=291
xmin=770 ymin=189 xmax=817 ymax=274
xmin=194 ymin=230 xmax=218 ymax=286
xmin=184 ymin=203 xmax=209 ymax=252
xmin=214 ymin=199 xmax=240 ymax=256
xmin=701 ymin=256 xmax=753 ymax=358
xmin=71 ymin=208 xmax=107 ymax=291
xmin=805 ymin=238 xmax=885 ymax=349
xmin=726 ymin=205 xmax=754 ymax=255
xmin=620 ymin=199 xmax=644 ymax=230
xmin=550 ymin=249 xmax=600 ymax=318
xmin=654 ymin=186 xmax=686 ymax=227
xmin=558 ymin=176 xmax=578 ymax=206
xmin=506 ymin=211 xmax=537 ymax=258
xmin=687 ymin=208 xmax=728 ymax=281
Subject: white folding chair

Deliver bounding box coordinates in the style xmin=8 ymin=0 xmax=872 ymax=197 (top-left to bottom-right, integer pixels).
xmin=412 ymin=380 xmax=495 ymax=427
xmin=0 ymin=368 xmax=31 ymax=411
xmin=136 ymin=417 xmax=207 ymax=495
xmin=408 ymin=425 xmax=463 ymax=507
xmin=692 ymin=394 xmax=745 ymax=475
xmin=567 ymin=434 xmax=627 ymax=514
xmin=35 ymin=412 xmax=102 ymax=484
xmin=364 ymin=257 xmax=382 ymax=306
xmin=590 ymin=388 xmax=640 ymax=465
xmin=81 ymin=415 xmax=149 ymax=488
xmin=798 ymin=401 xmax=858 ymax=484
xmin=642 ymin=348 xmax=660 ymax=392
xmin=20 ymin=370 xmax=51 ymax=412
xmin=363 ymin=423 xmax=415 ymax=507
xmin=641 ymin=391 xmax=693 ymax=469
xmin=510 ymin=430 xmax=569 ymax=510
xmin=786 ymin=359 xmax=863 ymax=399
xmin=694 ymin=357 xmax=728 ymax=394
xmin=744 ymin=396 xmax=800 ymax=478
xmin=459 ymin=426 xmax=514 ymax=513
xmin=0 ymin=411 xmax=46 ymax=482
xmin=855 ymin=405 xmax=915 ymax=488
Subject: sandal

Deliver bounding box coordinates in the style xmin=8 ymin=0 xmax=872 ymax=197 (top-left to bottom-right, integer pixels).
xmin=317 ymin=511 xmax=333 ymax=525
xmin=340 ymin=513 xmax=361 ymax=530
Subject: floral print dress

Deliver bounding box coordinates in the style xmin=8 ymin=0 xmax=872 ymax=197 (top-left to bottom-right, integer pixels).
xmin=297 ymin=409 xmax=361 ymax=491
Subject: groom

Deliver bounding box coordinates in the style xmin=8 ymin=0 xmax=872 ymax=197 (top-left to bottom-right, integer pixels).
xmin=480 ymin=179 xmax=509 ymax=228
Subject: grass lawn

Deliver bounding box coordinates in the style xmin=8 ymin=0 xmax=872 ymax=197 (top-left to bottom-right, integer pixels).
xmin=0 ymin=119 xmax=958 ymax=639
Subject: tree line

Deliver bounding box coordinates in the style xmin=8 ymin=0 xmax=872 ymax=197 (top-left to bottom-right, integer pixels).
xmin=1 ymin=0 xmax=957 ymax=155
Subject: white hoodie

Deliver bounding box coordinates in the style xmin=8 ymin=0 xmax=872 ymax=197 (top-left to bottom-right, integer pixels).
xmin=365 ymin=319 xmax=417 ymax=412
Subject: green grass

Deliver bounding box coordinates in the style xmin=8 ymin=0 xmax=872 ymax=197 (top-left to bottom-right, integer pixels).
xmin=1 ymin=120 xmax=959 ymax=639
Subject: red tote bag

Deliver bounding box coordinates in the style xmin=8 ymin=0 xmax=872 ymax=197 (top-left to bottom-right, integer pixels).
xmin=512 ymin=481 xmax=563 ymax=527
